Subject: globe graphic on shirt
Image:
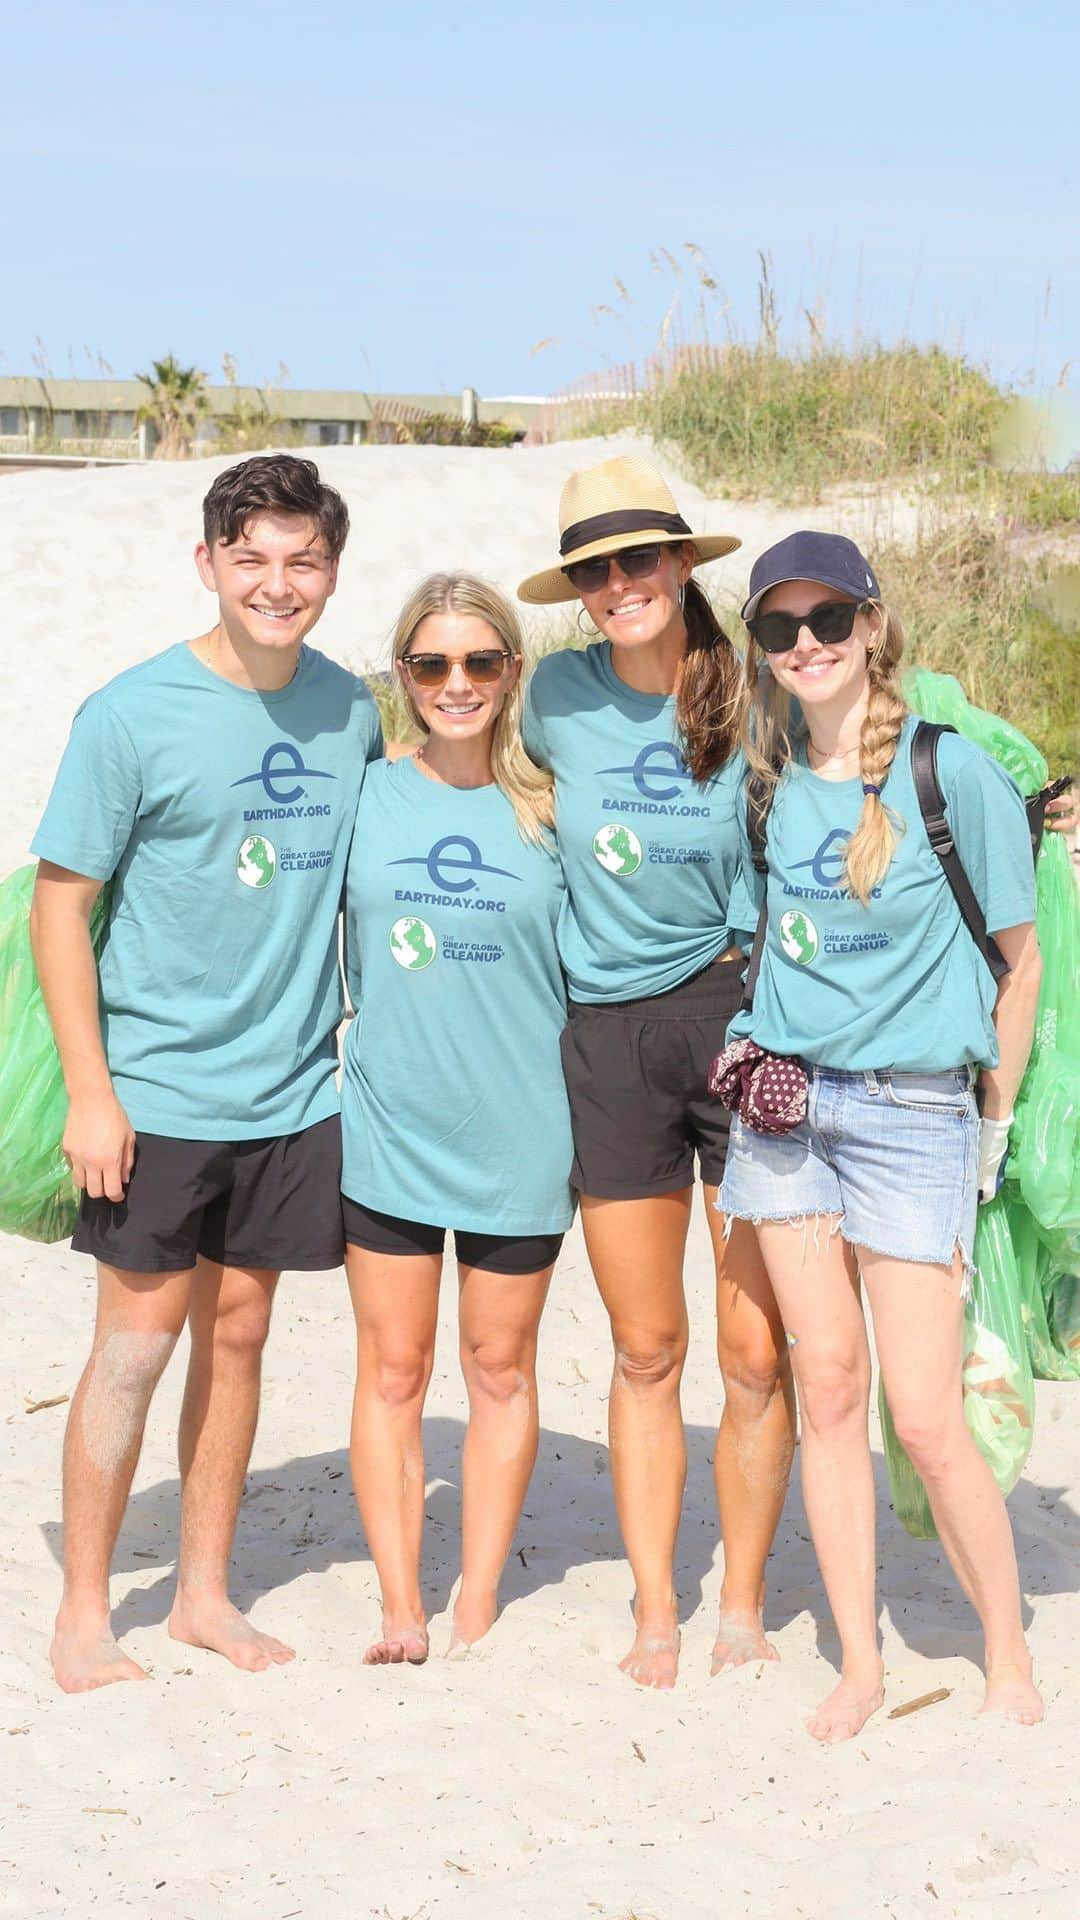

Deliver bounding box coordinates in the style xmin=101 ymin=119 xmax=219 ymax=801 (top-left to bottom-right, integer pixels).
xmin=592 ymin=823 xmax=643 ymax=877
xmin=236 ymin=835 xmax=277 ymax=888
xmin=779 ymin=909 xmax=819 ymax=965
xmin=389 ymin=915 xmax=437 ymax=971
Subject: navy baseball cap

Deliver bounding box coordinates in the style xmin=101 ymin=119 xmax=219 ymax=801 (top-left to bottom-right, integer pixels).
xmin=741 ymin=531 xmax=880 ymax=624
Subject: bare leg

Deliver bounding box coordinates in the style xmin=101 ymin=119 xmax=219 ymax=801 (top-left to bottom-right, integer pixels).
xmin=862 ymin=1249 xmax=1043 ymax=1726
xmin=346 ymin=1244 xmax=440 ymax=1666
xmin=581 ymin=1190 xmax=691 ymax=1690
xmin=168 ymin=1261 xmax=291 ymax=1672
xmin=756 ymin=1217 xmax=884 ymax=1743
xmin=451 ymin=1258 xmax=554 ymax=1650
xmin=51 ymin=1263 xmax=190 ymax=1693
xmin=705 ymin=1196 xmax=795 ymax=1672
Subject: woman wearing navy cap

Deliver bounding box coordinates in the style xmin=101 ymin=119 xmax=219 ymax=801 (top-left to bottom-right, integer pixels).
xmin=719 ymin=530 xmax=1045 ymax=1740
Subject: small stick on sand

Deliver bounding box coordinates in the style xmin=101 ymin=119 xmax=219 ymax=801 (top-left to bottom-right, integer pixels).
xmin=25 ymin=1393 xmax=70 ymax=1414
xmin=887 ymin=1687 xmax=951 ymax=1719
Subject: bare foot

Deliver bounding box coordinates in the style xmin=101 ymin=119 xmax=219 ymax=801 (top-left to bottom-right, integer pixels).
xmin=51 ymin=1612 xmax=149 ymax=1694
xmin=168 ymin=1595 xmax=294 ymax=1673
xmin=807 ymin=1665 xmax=885 ymax=1744
xmin=711 ymin=1605 xmax=780 ymax=1676
xmin=362 ymin=1614 xmax=429 ymax=1667
xmin=619 ymin=1618 xmax=681 ymax=1691
xmin=447 ymin=1588 xmax=498 ymax=1654
xmin=981 ymin=1660 xmax=1044 ymax=1726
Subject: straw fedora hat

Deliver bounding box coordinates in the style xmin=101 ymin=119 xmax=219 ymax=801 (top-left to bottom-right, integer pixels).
xmin=517 ymin=455 xmax=740 ymax=605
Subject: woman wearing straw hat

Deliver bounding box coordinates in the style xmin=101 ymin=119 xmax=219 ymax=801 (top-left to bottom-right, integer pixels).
xmin=518 ymin=456 xmax=795 ymax=1690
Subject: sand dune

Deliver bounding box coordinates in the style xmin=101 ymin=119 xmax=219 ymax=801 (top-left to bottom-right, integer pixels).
xmin=1 ymin=433 xmax=921 ymax=876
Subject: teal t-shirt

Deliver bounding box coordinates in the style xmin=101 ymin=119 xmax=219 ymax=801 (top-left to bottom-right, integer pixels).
xmin=522 ymin=643 xmax=745 ymax=1002
xmin=32 ymin=642 xmax=383 ymax=1138
xmin=726 ymin=717 xmax=1036 ymax=1071
xmin=340 ymin=756 xmax=574 ymax=1235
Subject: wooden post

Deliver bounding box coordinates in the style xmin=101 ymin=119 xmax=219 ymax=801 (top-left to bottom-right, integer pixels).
xmin=461 ymin=386 xmax=479 ymax=428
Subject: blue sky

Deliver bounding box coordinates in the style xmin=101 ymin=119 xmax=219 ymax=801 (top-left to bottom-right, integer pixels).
xmin=2 ymin=1 xmax=1076 ymax=397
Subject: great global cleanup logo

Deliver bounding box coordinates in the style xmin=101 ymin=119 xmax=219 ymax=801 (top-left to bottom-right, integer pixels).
xmin=389 ymin=916 xmax=437 ymax=970
xmin=231 ymin=741 xmax=337 ymax=806
xmin=236 ymin=835 xmax=277 ymax=889
xmin=388 ymin=834 xmax=521 ymax=895
xmin=598 ymin=741 xmax=696 ymax=803
xmin=779 ymin=910 xmax=819 ymax=964
xmin=592 ymin=824 xmax=643 ymax=877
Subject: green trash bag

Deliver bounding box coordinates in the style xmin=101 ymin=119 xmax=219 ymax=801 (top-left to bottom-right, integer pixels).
xmin=0 ymin=864 xmax=110 ymax=1243
xmin=879 ymin=1195 xmax=1036 ymax=1540
xmin=904 ymin=665 xmax=1080 ymax=1375
xmin=1005 ymin=1198 xmax=1080 ymax=1383
xmin=903 ymin=665 xmax=1049 ymax=797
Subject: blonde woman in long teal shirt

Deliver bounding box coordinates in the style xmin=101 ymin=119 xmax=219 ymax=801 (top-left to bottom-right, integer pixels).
xmin=341 ymin=575 xmax=572 ymax=1665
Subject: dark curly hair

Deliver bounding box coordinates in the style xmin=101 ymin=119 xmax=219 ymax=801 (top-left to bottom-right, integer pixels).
xmin=202 ymin=454 xmax=350 ymax=559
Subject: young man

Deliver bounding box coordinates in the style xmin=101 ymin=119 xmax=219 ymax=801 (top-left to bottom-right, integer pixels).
xmin=30 ymin=454 xmax=382 ymax=1693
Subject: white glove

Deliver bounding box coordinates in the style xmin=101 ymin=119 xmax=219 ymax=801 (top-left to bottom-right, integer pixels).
xmin=977 ymin=1114 xmax=1013 ymax=1203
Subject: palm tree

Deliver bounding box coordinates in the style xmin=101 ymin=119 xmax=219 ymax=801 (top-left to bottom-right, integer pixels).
xmin=136 ymin=355 xmax=209 ymax=458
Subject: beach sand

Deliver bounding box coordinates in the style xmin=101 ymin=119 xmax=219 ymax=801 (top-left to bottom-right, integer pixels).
xmin=1 ymin=441 xmax=1077 ymax=1916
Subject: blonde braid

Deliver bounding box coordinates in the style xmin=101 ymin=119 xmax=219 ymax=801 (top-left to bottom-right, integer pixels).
xmin=844 ymin=605 xmax=908 ymax=904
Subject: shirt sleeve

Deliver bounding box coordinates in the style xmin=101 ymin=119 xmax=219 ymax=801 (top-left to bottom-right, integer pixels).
xmin=31 ymin=694 xmax=143 ymax=882
xmin=726 ymin=777 xmax=765 ymax=950
xmin=366 ymin=693 xmax=385 ymax=764
xmin=521 ymin=673 xmax=550 ymax=770
xmin=941 ymin=739 xmax=1036 ymax=934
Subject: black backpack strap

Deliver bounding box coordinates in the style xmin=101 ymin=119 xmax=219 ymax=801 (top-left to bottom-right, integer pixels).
xmin=1024 ymin=773 xmax=1072 ymax=859
xmin=911 ymin=721 xmax=1009 ymax=983
xmin=740 ymin=777 xmax=773 ymax=1012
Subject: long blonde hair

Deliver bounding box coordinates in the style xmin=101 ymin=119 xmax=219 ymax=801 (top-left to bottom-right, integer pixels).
xmin=744 ymin=600 xmax=909 ymax=905
xmin=392 ymin=572 xmax=556 ymax=846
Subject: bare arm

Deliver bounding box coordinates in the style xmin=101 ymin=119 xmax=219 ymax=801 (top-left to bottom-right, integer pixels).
xmin=979 ymin=921 xmax=1042 ymax=1122
xmin=29 ymin=861 xmax=135 ymax=1202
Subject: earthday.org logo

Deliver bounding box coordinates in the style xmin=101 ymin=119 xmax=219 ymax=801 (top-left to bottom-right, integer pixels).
xmin=388 ymin=834 xmax=521 ymax=913
xmin=779 ymin=909 xmax=818 ymax=965
xmin=236 ymin=835 xmax=277 ymax=889
xmin=592 ymin=824 xmax=643 ymax=877
xmin=389 ymin=916 xmax=437 ymax=970
xmin=231 ymin=741 xmax=337 ymax=822
xmin=596 ymin=740 xmax=712 ymax=819
xmin=784 ymin=827 xmax=882 ymax=902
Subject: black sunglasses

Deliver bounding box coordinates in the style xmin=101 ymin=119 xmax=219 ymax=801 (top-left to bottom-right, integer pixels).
xmin=401 ymin=649 xmax=512 ymax=689
xmin=563 ymin=543 xmax=666 ymax=593
xmin=746 ymin=599 xmax=867 ymax=655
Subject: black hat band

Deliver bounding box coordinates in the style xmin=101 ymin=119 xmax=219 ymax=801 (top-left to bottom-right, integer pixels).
xmin=559 ymin=508 xmax=692 ymax=557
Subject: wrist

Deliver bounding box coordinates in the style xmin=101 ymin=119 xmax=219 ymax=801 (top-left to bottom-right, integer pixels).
xmin=65 ymin=1071 xmax=117 ymax=1104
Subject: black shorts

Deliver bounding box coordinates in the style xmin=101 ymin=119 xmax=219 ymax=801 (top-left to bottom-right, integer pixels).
xmin=342 ymin=1198 xmax=563 ymax=1276
xmin=559 ymin=956 xmax=743 ymax=1200
xmin=71 ymin=1115 xmax=345 ymax=1274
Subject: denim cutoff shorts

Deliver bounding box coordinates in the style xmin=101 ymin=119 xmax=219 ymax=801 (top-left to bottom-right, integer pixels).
xmin=719 ymin=1067 xmax=979 ymax=1270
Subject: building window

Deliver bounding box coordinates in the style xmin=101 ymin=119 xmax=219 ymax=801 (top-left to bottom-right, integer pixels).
xmin=0 ymin=408 xmax=24 ymax=434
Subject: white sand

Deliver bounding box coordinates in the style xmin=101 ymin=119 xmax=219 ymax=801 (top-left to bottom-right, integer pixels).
xmin=2 ymin=441 xmax=1077 ymax=1916
xmin=0 ymin=433 xmax=921 ymax=876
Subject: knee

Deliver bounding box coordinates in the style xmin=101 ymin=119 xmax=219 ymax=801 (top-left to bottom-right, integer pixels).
xmin=718 ymin=1333 xmax=789 ymax=1411
xmin=90 ymin=1327 xmax=177 ymax=1402
xmin=613 ymin=1328 xmax=687 ymax=1393
xmin=212 ymin=1297 xmax=273 ymax=1363
xmin=888 ymin=1403 xmax=959 ymax=1482
xmin=368 ymin=1342 xmax=431 ymax=1409
xmin=462 ymin=1338 xmax=532 ymax=1407
xmin=798 ymin=1356 xmax=868 ymax=1437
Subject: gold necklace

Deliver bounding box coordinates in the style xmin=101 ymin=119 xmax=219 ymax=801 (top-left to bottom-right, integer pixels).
xmin=807 ymin=740 xmax=860 ymax=766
